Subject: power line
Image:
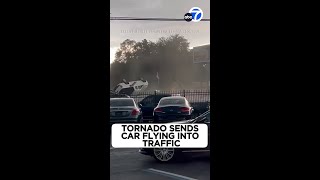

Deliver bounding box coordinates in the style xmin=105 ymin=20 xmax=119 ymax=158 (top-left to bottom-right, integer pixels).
xmin=110 ymin=17 xmax=210 ymax=21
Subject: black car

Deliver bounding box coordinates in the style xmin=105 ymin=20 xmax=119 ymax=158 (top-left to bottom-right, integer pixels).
xmin=139 ymin=110 xmax=210 ymax=162
xmin=153 ymin=96 xmax=194 ymax=123
xmin=138 ymin=94 xmax=171 ymax=122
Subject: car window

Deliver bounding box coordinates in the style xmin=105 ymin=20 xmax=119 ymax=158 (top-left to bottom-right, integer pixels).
xmin=159 ymin=98 xmax=186 ymax=105
xmin=110 ymin=99 xmax=135 ymax=107
xmin=135 ymin=85 xmax=143 ymax=90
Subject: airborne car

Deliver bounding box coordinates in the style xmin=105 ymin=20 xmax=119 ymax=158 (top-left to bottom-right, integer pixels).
xmin=113 ymin=79 xmax=148 ymax=96
xmin=139 ymin=110 xmax=210 ymax=162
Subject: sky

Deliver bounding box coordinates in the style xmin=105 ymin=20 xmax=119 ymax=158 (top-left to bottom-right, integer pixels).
xmin=110 ymin=0 xmax=210 ymax=64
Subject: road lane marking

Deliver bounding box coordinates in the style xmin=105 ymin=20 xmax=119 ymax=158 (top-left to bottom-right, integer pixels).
xmin=144 ymin=168 xmax=198 ymax=180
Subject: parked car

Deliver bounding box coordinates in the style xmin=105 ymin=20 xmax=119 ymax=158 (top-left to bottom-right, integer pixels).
xmin=138 ymin=94 xmax=171 ymax=122
xmin=110 ymin=98 xmax=141 ymax=124
xmin=153 ymin=96 xmax=194 ymax=123
xmin=139 ymin=110 xmax=211 ymax=162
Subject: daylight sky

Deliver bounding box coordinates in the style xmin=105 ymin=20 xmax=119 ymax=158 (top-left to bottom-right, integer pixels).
xmin=110 ymin=0 xmax=210 ymax=64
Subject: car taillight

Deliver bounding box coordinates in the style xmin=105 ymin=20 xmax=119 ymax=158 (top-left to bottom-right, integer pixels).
xmin=181 ymin=107 xmax=190 ymax=112
xmin=154 ymin=108 xmax=162 ymax=113
xmin=131 ymin=109 xmax=139 ymax=116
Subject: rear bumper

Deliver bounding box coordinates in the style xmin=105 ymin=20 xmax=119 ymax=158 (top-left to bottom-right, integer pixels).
xmin=154 ymin=114 xmax=189 ymax=122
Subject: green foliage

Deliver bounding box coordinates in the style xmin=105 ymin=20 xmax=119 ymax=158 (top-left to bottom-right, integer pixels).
xmin=110 ymin=35 xmax=195 ymax=90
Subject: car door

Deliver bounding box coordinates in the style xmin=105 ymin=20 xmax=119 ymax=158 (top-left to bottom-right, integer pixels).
xmin=139 ymin=96 xmax=156 ymax=119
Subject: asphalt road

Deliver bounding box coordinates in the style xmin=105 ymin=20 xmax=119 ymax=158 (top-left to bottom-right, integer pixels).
xmin=110 ymin=147 xmax=210 ymax=180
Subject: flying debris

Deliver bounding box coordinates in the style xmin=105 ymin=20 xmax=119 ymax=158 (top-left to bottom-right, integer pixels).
xmin=111 ymin=79 xmax=149 ymax=97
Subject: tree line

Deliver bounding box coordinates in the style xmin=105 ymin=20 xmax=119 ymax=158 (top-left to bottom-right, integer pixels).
xmin=110 ymin=34 xmax=208 ymax=91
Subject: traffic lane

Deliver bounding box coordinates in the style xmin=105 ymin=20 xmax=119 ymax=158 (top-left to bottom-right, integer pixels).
xmin=111 ymin=169 xmax=172 ymax=180
xmin=151 ymin=153 xmax=210 ymax=180
xmin=110 ymin=148 xmax=210 ymax=180
xmin=110 ymin=149 xmax=169 ymax=180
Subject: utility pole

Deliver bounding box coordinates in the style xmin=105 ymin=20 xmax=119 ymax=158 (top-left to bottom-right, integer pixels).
xmin=203 ymin=63 xmax=209 ymax=89
xmin=156 ymin=72 xmax=160 ymax=89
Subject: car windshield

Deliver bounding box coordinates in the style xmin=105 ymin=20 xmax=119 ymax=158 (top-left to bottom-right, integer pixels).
xmin=110 ymin=99 xmax=134 ymax=107
xmin=159 ymin=98 xmax=186 ymax=106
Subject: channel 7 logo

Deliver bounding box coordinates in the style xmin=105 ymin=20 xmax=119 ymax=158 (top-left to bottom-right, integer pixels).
xmin=184 ymin=7 xmax=203 ymax=22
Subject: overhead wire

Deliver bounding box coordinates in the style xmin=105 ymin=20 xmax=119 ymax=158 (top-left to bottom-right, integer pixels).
xmin=110 ymin=17 xmax=210 ymax=21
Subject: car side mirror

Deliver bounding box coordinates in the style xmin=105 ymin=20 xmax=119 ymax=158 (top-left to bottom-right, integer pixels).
xmin=138 ymin=103 xmax=143 ymax=108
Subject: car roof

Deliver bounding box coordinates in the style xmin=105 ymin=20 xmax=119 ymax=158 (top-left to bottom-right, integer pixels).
xmin=160 ymin=96 xmax=186 ymax=100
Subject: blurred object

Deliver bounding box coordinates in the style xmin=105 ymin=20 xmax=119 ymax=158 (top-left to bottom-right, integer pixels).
xmin=113 ymin=79 xmax=148 ymax=96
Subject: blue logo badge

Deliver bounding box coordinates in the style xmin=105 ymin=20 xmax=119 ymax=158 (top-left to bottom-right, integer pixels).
xmin=189 ymin=7 xmax=203 ymax=22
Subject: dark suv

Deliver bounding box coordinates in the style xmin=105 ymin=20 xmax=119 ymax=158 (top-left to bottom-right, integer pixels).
xmin=139 ymin=110 xmax=210 ymax=162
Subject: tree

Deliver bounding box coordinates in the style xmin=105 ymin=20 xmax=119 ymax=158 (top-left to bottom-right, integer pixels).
xmin=114 ymin=39 xmax=137 ymax=63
